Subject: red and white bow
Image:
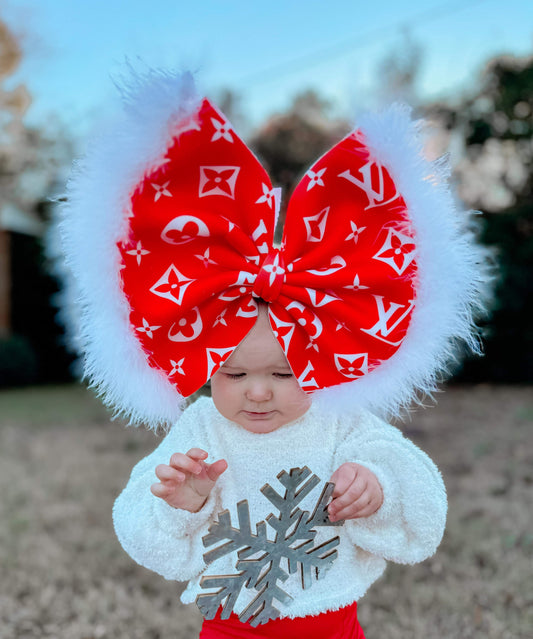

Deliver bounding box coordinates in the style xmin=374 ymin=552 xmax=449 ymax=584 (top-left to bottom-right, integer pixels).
xmin=58 ymin=69 xmax=486 ymax=427
xmin=119 ymin=98 xmax=417 ymax=397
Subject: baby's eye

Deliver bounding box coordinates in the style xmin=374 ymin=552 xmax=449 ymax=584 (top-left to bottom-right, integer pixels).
xmin=225 ymin=372 xmax=246 ymax=379
xmin=274 ymin=372 xmax=293 ymax=378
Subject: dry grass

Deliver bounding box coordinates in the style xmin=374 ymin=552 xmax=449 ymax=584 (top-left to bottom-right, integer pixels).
xmin=0 ymin=384 xmax=532 ymax=639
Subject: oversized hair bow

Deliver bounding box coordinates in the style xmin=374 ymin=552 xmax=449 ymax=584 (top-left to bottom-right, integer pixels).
xmin=58 ymin=69 xmax=487 ymax=428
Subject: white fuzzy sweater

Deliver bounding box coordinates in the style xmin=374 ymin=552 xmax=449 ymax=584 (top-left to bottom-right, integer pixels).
xmin=113 ymin=397 xmax=447 ymax=619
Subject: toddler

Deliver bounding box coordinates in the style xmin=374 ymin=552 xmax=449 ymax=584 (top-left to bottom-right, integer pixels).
xmin=113 ymin=302 xmax=446 ymax=638
xmin=55 ymin=67 xmax=488 ymax=638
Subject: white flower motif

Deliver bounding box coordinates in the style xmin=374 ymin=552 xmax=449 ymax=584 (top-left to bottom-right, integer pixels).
xmin=306 ymin=167 xmax=327 ymax=190
xmin=255 ymin=183 xmax=276 ymax=208
xmin=169 ymin=358 xmax=185 ymax=376
xmin=151 ymin=180 xmax=172 ymax=202
xmin=195 ymin=247 xmax=217 ymax=268
xmin=262 ymin=253 xmax=285 ymax=286
xmin=211 ymin=118 xmax=234 ymax=142
xmin=126 ymin=241 xmax=150 ymax=265
xmin=344 ymin=221 xmax=366 ymax=244
xmin=344 ymin=274 xmax=369 ymax=291
xmin=135 ymin=318 xmax=161 ymax=339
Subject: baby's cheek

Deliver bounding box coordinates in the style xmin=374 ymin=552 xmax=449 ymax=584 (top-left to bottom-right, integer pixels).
xmin=288 ymin=383 xmax=311 ymax=404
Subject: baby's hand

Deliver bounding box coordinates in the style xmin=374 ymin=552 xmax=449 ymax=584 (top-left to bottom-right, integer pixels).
xmin=150 ymin=448 xmax=227 ymax=513
xmin=328 ymin=462 xmax=383 ymax=522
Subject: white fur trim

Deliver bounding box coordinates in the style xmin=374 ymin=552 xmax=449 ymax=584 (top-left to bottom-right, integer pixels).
xmin=55 ymin=66 xmax=200 ymax=428
xmin=45 ymin=201 xmax=84 ymax=359
xmin=315 ymin=104 xmax=492 ymax=420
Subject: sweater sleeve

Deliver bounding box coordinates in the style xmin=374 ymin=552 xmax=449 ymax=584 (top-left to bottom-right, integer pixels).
xmin=112 ymin=399 xmax=220 ymax=581
xmin=334 ymin=411 xmax=447 ymax=565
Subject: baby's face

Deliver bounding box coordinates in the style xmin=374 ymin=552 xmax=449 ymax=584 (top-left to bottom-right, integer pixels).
xmin=210 ymin=306 xmax=311 ymax=433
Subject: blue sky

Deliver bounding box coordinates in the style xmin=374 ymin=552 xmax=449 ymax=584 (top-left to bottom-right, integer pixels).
xmin=3 ymin=0 xmax=533 ymax=138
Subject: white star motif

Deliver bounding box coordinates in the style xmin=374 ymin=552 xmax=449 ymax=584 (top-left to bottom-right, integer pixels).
xmin=206 ymin=347 xmax=235 ymax=378
xmin=306 ymin=167 xmax=327 ymax=190
xmin=344 ymin=274 xmax=369 ymax=291
xmin=211 ymin=118 xmax=234 ymax=142
xmin=214 ymin=309 xmax=228 ymax=327
xmin=255 ymin=183 xmax=276 ymax=209
xmin=169 ymin=358 xmax=185 ymax=376
xmin=373 ymin=229 xmax=416 ymax=275
xmin=195 ymin=247 xmax=217 ymax=268
xmin=151 ymin=181 xmax=172 ymax=202
xmin=305 ymin=339 xmax=319 ymax=351
xmin=345 ymin=221 xmax=366 ymax=244
xmin=136 ymin=318 xmax=161 ymax=339
xmin=150 ymin=265 xmax=193 ymax=306
xmin=199 ymin=166 xmax=240 ymax=199
xmin=126 ymin=241 xmax=150 ymax=265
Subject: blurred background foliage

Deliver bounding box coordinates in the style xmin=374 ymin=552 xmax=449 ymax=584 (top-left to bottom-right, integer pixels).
xmin=420 ymin=53 xmax=533 ymax=382
xmin=0 ymin=17 xmax=73 ymax=386
xmin=0 ymin=18 xmax=531 ymax=388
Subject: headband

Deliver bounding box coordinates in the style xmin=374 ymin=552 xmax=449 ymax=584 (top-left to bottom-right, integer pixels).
xmin=56 ymin=67 xmax=488 ymax=428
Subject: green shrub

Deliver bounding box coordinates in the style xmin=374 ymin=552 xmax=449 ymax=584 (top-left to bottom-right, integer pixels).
xmin=0 ymin=334 xmax=38 ymax=387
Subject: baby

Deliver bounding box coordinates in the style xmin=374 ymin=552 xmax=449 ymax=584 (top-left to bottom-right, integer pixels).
xmin=55 ymin=68 xmax=486 ymax=639
xmin=113 ymin=302 xmax=446 ymax=638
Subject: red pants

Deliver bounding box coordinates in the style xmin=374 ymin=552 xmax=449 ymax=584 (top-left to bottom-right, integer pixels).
xmin=199 ymin=602 xmax=366 ymax=638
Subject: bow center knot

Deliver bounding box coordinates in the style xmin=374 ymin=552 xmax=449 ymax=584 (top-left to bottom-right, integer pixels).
xmin=252 ymin=249 xmax=286 ymax=303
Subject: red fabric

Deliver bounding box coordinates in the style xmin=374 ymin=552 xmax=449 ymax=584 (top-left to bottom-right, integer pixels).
xmin=119 ymin=99 xmax=417 ymax=397
xmin=199 ymin=602 xmax=365 ymax=639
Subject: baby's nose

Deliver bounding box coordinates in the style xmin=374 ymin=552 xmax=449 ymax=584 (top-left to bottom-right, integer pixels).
xmin=246 ymin=381 xmax=273 ymax=401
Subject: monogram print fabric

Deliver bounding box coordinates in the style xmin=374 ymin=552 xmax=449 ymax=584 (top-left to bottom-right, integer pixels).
xmin=118 ymin=99 xmax=417 ymax=397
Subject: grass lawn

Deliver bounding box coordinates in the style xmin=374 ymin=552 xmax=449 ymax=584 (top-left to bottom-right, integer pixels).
xmin=0 ymin=383 xmax=532 ymax=638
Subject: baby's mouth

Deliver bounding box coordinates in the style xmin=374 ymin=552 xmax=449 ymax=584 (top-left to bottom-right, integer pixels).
xmin=243 ymin=410 xmax=275 ymax=417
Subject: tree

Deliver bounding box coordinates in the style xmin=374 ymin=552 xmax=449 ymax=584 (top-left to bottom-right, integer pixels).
xmin=0 ymin=18 xmax=74 ymax=384
xmin=425 ymin=53 xmax=533 ymax=382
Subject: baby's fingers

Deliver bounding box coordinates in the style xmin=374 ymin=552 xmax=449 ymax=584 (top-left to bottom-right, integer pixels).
xmin=329 ymin=480 xmax=366 ymax=518
xmin=205 ymin=459 xmax=228 ymax=482
xmin=155 ymin=464 xmax=186 ymax=483
xmin=329 ymin=464 xmax=357 ymax=498
xmin=150 ymin=483 xmax=175 ymax=499
xmin=333 ymin=492 xmax=380 ymax=520
xmin=169 ymin=452 xmax=203 ymax=475
xmin=186 ymin=448 xmax=209 ymax=462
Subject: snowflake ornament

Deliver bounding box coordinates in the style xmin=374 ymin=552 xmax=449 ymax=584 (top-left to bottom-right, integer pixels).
xmin=196 ymin=467 xmax=344 ymax=626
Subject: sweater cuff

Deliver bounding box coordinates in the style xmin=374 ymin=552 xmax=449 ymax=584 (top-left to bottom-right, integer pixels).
xmin=152 ymin=489 xmax=218 ymax=539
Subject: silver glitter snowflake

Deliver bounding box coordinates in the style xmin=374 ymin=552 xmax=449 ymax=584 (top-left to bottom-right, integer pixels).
xmin=196 ymin=466 xmax=344 ymax=626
